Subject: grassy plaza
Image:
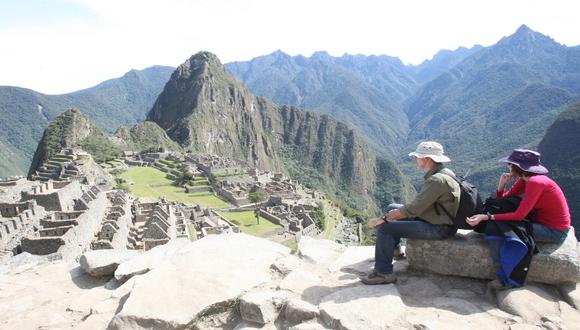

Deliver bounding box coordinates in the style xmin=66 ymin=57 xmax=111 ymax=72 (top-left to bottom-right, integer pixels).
xmin=118 ymin=167 xmax=231 ymax=208
xmin=216 ymin=210 xmax=280 ymax=236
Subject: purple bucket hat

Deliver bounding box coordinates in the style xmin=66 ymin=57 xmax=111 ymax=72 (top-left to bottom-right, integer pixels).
xmin=499 ymin=149 xmax=548 ymax=174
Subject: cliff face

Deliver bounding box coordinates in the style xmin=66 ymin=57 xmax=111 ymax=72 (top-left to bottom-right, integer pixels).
xmin=148 ymin=52 xmax=280 ymax=170
xmin=147 ymin=52 xmax=413 ymax=211
xmin=538 ymin=102 xmax=580 ymax=236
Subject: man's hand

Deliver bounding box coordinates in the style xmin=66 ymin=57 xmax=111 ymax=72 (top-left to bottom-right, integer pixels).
xmin=386 ymin=208 xmax=405 ymax=222
xmin=367 ymin=217 xmax=385 ymax=229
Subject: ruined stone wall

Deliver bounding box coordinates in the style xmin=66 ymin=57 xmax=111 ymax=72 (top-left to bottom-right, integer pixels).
xmin=21 ymin=237 xmax=64 ymax=255
xmin=40 ymin=219 xmax=78 ymax=228
xmin=21 ymin=181 xmax=83 ymax=212
xmin=41 ymin=187 xmax=108 ymax=260
xmin=109 ymin=201 xmax=132 ymax=250
xmin=0 ymin=203 xmax=46 ymax=254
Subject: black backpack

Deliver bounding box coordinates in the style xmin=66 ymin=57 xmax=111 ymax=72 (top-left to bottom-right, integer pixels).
xmin=484 ymin=195 xmax=522 ymax=214
xmin=434 ymin=169 xmax=484 ymax=229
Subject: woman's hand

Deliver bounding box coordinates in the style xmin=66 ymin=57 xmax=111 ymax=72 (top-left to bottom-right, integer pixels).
xmin=466 ymin=214 xmax=488 ymax=227
xmin=498 ymin=173 xmax=515 ymax=191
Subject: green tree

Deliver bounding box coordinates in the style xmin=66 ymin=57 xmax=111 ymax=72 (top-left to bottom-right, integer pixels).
xmin=248 ymin=192 xmax=267 ymax=224
xmin=309 ymin=205 xmax=326 ymax=231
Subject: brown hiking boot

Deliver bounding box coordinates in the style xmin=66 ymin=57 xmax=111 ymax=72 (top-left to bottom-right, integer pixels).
xmin=359 ymin=271 xmax=397 ymax=285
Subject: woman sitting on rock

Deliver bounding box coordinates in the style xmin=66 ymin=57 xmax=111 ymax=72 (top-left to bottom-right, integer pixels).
xmin=467 ymin=149 xmax=572 ymax=243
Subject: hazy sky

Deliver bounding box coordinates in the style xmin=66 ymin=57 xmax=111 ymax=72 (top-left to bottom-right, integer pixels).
xmin=1 ymin=0 xmax=579 ymax=94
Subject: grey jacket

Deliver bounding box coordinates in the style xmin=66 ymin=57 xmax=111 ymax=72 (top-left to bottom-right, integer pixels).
xmin=400 ymin=163 xmax=461 ymax=225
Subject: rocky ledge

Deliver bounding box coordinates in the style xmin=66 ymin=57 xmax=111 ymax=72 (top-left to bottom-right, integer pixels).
xmin=0 ymin=234 xmax=579 ymax=329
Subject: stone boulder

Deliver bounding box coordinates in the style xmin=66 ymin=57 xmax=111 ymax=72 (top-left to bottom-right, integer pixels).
xmin=318 ymin=284 xmax=405 ymax=330
xmin=559 ymin=282 xmax=580 ymax=309
xmin=496 ymin=284 xmax=561 ymax=323
xmin=406 ymin=229 xmax=580 ymax=285
xmin=239 ymin=290 xmax=285 ymax=324
xmin=328 ymin=246 xmax=374 ymax=274
xmin=284 ymin=299 xmax=319 ymax=324
xmin=108 ymin=234 xmax=290 ymax=330
xmin=114 ymin=238 xmax=189 ymax=282
xmin=297 ymin=236 xmax=345 ymax=266
xmin=79 ymin=249 xmax=140 ymax=277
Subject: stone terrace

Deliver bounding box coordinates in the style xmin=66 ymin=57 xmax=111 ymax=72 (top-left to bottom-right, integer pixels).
xmin=128 ymin=199 xmax=177 ymax=251
xmin=0 ymin=200 xmax=46 ymax=260
xmin=92 ymin=190 xmax=133 ymax=250
xmin=21 ymin=184 xmax=107 ymax=260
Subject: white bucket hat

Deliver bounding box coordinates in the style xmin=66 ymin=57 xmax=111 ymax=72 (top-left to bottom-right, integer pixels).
xmin=408 ymin=141 xmax=451 ymax=163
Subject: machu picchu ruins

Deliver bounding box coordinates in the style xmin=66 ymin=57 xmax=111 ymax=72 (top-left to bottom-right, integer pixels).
xmin=0 ymin=147 xmax=346 ymax=263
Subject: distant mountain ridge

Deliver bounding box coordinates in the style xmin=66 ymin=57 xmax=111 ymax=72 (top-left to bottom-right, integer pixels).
xmin=225 ymin=51 xmax=414 ymax=157
xmin=0 ymin=66 xmax=174 ymax=177
xmin=4 ymin=24 xmax=580 ymax=220
xmin=404 ymin=24 xmax=580 ymax=193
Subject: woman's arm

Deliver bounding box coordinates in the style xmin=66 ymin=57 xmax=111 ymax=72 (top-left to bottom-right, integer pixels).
xmin=497 ymin=177 xmax=525 ymax=198
xmin=493 ymin=178 xmax=543 ymax=221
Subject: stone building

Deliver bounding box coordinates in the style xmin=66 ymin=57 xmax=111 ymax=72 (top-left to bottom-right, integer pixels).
xmin=31 ymin=148 xmax=109 ymax=185
xmin=128 ymin=200 xmax=176 ymax=251
xmin=92 ymin=191 xmax=133 ymax=250
xmin=0 ymin=199 xmax=46 ymax=259
xmin=20 ymin=184 xmax=107 ymax=260
xmin=20 ymin=181 xmax=84 ymax=212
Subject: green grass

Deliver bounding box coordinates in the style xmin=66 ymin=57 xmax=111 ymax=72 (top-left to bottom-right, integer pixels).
xmin=320 ymin=199 xmax=341 ymax=240
xmin=217 ymin=210 xmax=280 ymax=236
xmin=119 ymin=167 xmax=231 ymax=208
xmin=187 ymin=223 xmax=197 ymax=241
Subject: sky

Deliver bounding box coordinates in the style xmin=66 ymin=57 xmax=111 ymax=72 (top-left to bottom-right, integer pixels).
xmin=1 ymin=0 xmax=579 ymax=94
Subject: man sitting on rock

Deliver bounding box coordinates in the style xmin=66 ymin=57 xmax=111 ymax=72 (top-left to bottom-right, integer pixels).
xmin=360 ymin=141 xmax=460 ymax=285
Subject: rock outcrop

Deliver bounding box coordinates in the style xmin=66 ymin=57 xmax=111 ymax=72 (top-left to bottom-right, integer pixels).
xmin=1 ymin=233 xmax=579 ymax=329
xmin=80 ymin=249 xmax=140 ymax=277
xmin=406 ymin=229 xmax=580 ymax=285
xmin=108 ymin=234 xmax=290 ymax=330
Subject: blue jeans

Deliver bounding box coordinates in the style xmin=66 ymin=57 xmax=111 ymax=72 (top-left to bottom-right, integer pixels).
xmin=374 ymin=219 xmax=457 ymax=274
xmin=533 ymin=223 xmax=569 ymax=243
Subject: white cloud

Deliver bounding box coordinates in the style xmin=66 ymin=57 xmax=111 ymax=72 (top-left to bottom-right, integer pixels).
xmin=1 ymin=0 xmax=579 ymax=94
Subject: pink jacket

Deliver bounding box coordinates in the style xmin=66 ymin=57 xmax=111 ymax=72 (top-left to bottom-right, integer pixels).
xmin=494 ymin=175 xmax=570 ymax=231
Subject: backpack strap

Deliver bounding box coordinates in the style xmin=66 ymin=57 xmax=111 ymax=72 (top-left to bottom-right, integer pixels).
xmin=436 ymin=167 xmax=461 ymax=184
xmin=433 ymin=167 xmax=459 ymax=221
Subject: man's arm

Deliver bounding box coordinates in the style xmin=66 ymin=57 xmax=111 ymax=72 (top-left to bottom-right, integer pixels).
xmin=400 ymin=176 xmax=446 ymax=218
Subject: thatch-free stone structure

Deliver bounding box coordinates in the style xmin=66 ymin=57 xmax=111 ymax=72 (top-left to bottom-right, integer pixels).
xmin=406 ymin=229 xmax=580 ymax=285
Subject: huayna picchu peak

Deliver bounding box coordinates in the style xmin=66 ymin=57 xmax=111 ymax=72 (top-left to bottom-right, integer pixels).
xmin=147 ymin=51 xmax=414 ymax=211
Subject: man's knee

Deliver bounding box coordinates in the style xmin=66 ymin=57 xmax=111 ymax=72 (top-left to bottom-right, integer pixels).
xmin=377 ymin=221 xmax=393 ymax=237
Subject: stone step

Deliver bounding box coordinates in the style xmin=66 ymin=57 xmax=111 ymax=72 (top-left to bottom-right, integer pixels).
xmin=35 ymin=172 xmax=56 ymax=179
xmin=52 ymin=155 xmax=74 ymax=162
xmin=44 ymin=163 xmax=62 ymax=170
xmin=37 ymin=167 xmax=58 ymax=174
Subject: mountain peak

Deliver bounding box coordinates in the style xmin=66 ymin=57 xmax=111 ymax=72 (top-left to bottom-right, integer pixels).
xmin=311 ymin=51 xmax=331 ymax=60
xmin=515 ymin=24 xmax=533 ymax=35
xmin=182 ymin=51 xmax=224 ymax=75
xmin=498 ymin=24 xmax=562 ymax=50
